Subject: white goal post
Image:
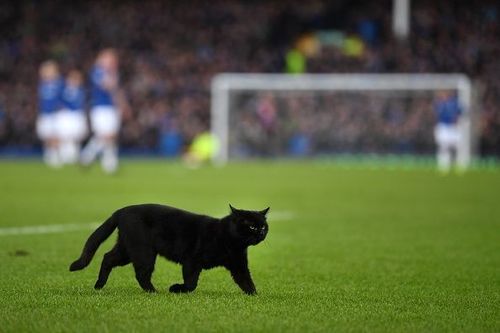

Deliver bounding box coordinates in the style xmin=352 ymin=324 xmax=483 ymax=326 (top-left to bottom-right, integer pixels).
xmin=211 ymin=73 xmax=473 ymax=165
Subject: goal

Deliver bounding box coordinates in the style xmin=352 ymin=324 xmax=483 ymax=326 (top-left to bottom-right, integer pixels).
xmin=210 ymin=74 xmax=473 ymax=166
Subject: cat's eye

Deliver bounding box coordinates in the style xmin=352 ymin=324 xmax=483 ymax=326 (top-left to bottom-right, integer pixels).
xmin=249 ymin=225 xmax=266 ymax=232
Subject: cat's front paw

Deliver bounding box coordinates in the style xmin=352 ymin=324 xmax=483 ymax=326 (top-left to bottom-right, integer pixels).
xmin=169 ymin=283 xmax=187 ymax=293
xmin=243 ymin=288 xmax=257 ymax=296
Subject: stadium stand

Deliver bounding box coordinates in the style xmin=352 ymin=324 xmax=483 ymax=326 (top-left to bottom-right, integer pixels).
xmin=0 ymin=0 xmax=498 ymax=156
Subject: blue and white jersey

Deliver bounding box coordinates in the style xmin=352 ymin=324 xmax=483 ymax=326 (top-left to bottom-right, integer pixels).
xmin=62 ymin=83 xmax=85 ymax=111
xmin=434 ymin=96 xmax=462 ymax=125
xmin=90 ymin=65 xmax=115 ymax=107
xmin=38 ymin=78 xmax=63 ymax=114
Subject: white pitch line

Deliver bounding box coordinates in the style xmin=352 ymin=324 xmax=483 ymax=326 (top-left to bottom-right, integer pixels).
xmin=0 ymin=222 xmax=100 ymax=236
xmin=0 ymin=211 xmax=295 ymax=237
xmin=268 ymin=211 xmax=296 ymax=221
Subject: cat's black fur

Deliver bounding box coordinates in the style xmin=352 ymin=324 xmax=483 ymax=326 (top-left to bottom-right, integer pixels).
xmin=69 ymin=204 xmax=269 ymax=295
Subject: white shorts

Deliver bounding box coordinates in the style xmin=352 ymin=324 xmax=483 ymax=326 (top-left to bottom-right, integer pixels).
xmin=90 ymin=106 xmax=120 ymax=137
xmin=56 ymin=110 xmax=88 ymax=141
xmin=36 ymin=114 xmax=58 ymax=140
xmin=434 ymin=124 xmax=460 ymax=149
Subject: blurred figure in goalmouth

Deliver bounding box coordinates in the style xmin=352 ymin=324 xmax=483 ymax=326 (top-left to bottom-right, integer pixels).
xmin=37 ymin=60 xmax=64 ymax=168
xmin=81 ymin=49 xmax=122 ymax=173
xmin=183 ymin=131 xmax=219 ymax=168
xmin=57 ymin=69 xmax=87 ymax=165
xmin=433 ymin=90 xmax=463 ymax=173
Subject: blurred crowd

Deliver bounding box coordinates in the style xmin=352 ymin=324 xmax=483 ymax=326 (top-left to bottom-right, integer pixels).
xmin=231 ymin=92 xmax=435 ymax=157
xmin=0 ymin=0 xmax=498 ymax=156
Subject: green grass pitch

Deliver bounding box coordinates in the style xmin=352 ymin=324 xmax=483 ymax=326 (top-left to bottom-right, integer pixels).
xmin=0 ymin=160 xmax=499 ymax=332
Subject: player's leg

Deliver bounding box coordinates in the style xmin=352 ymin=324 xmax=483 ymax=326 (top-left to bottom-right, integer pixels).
xmin=98 ymin=107 xmax=120 ymax=174
xmin=81 ymin=107 xmax=105 ymax=165
xmin=63 ymin=140 xmax=79 ymax=164
xmin=452 ymin=124 xmax=467 ymax=171
xmin=37 ymin=114 xmax=61 ymax=168
xmin=74 ymin=112 xmax=88 ymax=163
xmin=36 ymin=115 xmax=49 ymax=165
xmin=434 ymin=124 xmax=451 ymax=173
xmin=47 ymin=138 xmax=61 ymax=168
xmin=94 ymin=242 xmax=130 ymax=289
xmin=437 ymin=143 xmax=452 ymax=172
xmin=101 ymin=135 xmax=119 ymax=174
xmin=81 ymin=136 xmax=103 ymax=165
xmin=57 ymin=111 xmax=79 ymax=164
xmin=44 ymin=138 xmax=58 ymax=167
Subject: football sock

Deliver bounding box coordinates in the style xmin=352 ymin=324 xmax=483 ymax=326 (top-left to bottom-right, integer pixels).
xmin=44 ymin=146 xmax=62 ymax=168
xmin=60 ymin=141 xmax=79 ymax=164
xmin=80 ymin=136 xmax=103 ymax=166
xmin=101 ymin=142 xmax=118 ymax=174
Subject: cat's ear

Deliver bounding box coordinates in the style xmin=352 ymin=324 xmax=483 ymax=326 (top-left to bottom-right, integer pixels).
xmin=229 ymin=204 xmax=238 ymax=214
xmin=259 ymin=207 xmax=270 ymax=217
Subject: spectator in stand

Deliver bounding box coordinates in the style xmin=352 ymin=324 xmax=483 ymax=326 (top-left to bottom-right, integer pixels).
xmin=0 ymin=1 xmax=497 ymax=157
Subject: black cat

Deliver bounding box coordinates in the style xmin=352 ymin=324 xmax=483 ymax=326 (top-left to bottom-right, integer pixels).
xmin=69 ymin=204 xmax=269 ymax=295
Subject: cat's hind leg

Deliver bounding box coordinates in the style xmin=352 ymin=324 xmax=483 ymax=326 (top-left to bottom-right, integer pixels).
xmin=130 ymin=249 xmax=157 ymax=293
xmin=94 ymin=243 xmax=130 ymax=290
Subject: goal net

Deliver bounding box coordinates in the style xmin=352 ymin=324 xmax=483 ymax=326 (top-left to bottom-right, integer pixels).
xmin=211 ymin=74 xmax=473 ymax=166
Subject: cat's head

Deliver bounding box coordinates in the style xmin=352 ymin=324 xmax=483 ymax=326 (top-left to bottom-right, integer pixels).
xmin=227 ymin=204 xmax=269 ymax=246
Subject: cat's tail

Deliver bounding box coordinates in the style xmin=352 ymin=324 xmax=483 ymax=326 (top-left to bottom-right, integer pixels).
xmin=69 ymin=214 xmax=118 ymax=271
